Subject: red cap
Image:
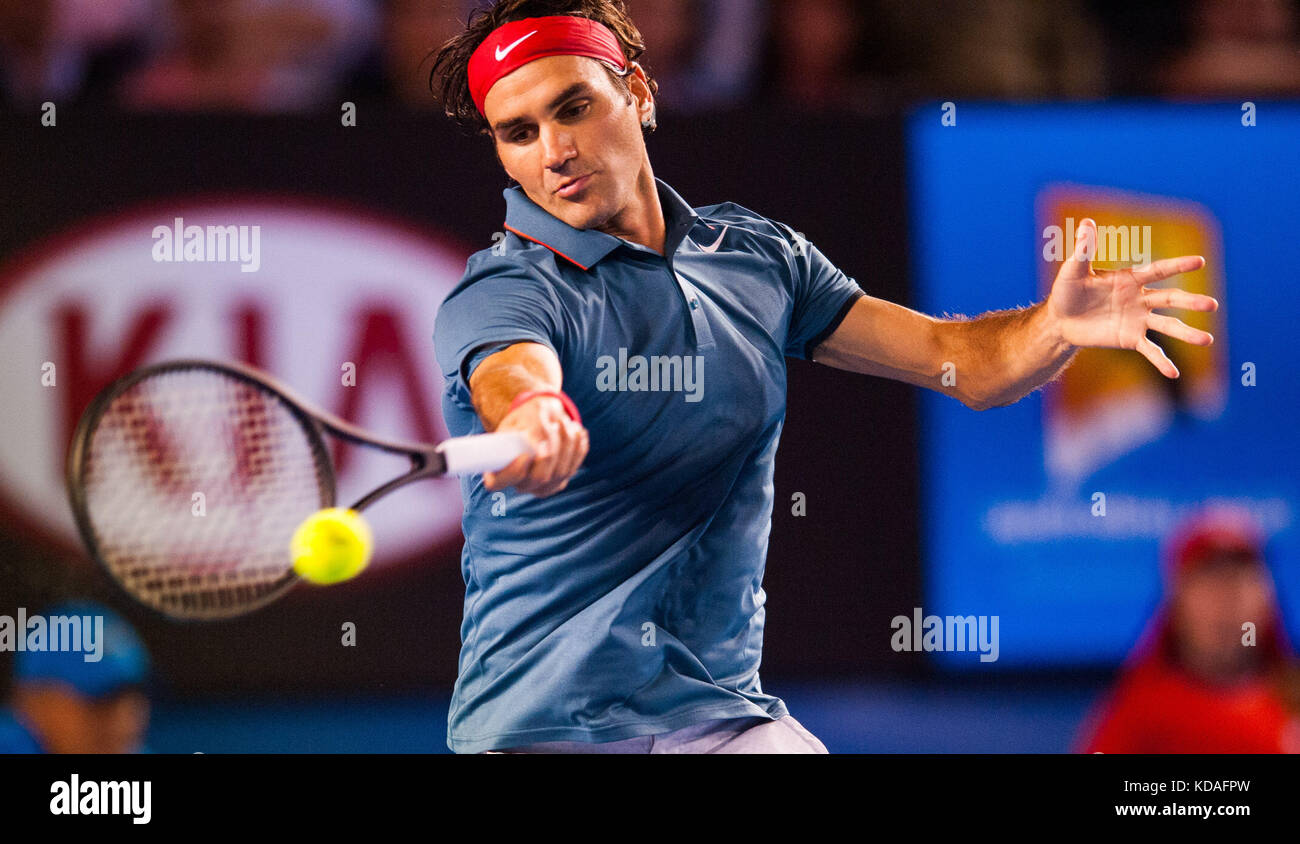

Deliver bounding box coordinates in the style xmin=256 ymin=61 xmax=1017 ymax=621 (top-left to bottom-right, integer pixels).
xmin=1163 ymin=505 xmax=1266 ymax=580
xmin=468 ymin=15 xmax=628 ymax=117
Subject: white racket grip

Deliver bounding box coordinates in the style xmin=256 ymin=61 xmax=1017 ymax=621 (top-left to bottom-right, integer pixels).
xmin=438 ymin=432 xmax=533 ymax=476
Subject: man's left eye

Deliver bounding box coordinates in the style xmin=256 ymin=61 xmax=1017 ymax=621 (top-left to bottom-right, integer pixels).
xmin=564 ymin=103 xmax=589 ymax=118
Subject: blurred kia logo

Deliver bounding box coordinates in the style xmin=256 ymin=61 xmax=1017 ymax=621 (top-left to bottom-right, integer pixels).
xmin=0 ymin=199 xmax=471 ymax=568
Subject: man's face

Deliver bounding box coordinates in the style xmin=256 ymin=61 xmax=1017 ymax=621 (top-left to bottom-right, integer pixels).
xmin=1173 ymin=559 xmax=1275 ymax=675
xmin=19 ymin=685 xmax=150 ymax=753
xmin=484 ymin=54 xmax=650 ymax=232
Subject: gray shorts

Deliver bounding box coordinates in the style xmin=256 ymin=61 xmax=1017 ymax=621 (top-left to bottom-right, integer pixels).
xmin=486 ymin=715 xmax=828 ymax=754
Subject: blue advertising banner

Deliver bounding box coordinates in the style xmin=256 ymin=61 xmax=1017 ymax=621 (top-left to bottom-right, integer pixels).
xmin=908 ymin=104 xmax=1300 ymax=667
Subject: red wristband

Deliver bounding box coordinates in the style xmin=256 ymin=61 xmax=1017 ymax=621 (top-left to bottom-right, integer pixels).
xmin=508 ymin=389 xmax=582 ymax=425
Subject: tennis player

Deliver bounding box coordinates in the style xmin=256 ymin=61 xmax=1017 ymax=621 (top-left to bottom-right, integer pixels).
xmin=429 ymin=0 xmax=1217 ymax=753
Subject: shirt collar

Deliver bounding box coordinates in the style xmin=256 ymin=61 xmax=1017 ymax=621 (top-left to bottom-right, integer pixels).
xmin=502 ymin=176 xmax=701 ymax=270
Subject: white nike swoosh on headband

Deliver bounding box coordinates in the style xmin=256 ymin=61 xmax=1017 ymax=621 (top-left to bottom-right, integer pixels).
xmin=495 ymin=30 xmax=538 ymax=61
xmin=699 ymin=226 xmax=727 ymax=253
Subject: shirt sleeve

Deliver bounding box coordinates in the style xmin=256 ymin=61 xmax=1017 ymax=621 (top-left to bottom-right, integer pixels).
xmin=775 ymin=221 xmax=866 ymax=360
xmin=434 ymin=254 xmax=565 ymax=406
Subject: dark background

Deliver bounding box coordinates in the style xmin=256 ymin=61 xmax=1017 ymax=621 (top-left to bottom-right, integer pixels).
xmin=0 ymin=107 xmax=925 ymax=701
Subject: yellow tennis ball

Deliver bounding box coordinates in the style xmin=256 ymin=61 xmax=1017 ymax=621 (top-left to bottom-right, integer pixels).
xmin=291 ymin=508 xmax=372 ymax=585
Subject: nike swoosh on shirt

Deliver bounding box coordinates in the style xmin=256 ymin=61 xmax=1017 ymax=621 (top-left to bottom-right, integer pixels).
xmin=698 ymin=226 xmax=727 ymax=253
xmin=495 ymin=31 xmax=538 ymax=61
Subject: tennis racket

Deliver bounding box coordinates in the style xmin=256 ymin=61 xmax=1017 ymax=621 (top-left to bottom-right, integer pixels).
xmin=65 ymin=358 xmax=530 ymax=621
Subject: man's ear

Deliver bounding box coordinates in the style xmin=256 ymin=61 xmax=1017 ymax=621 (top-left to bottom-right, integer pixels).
xmin=626 ymin=61 xmax=656 ymax=128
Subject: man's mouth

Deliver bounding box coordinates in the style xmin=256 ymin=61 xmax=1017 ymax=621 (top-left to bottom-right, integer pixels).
xmin=555 ymin=173 xmax=593 ymax=198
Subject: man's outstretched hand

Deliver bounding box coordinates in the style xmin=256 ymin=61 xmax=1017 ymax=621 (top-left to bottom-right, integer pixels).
xmin=1046 ymin=217 xmax=1218 ymax=378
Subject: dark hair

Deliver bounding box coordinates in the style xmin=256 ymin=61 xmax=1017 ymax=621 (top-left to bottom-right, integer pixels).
xmin=429 ymin=0 xmax=658 ymax=138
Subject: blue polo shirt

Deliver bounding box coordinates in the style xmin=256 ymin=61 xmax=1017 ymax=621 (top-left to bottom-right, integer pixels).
xmin=433 ymin=176 xmax=864 ymax=753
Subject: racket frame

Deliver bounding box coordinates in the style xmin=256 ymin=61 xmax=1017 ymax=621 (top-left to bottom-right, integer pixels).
xmin=65 ymin=358 xmax=450 ymax=620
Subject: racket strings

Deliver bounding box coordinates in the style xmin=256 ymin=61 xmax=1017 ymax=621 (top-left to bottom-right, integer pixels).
xmin=81 ymin=368 xmax=330 ymax=618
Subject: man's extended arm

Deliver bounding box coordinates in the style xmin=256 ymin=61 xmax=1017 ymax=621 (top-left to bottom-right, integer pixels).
xmin=810 ymin=296 xmax=1075 ymax=411
xmin=809 ymin=218 xmax=1215 ymax=410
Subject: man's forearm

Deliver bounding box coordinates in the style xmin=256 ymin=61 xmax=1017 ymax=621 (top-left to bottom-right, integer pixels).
xmin=463 ymin=341 xmax=588 ymax=497
xmin=467 ymin=341 xmax=564 ymax=431
xmin=938 ymin=300 xmax=1077 ymax=410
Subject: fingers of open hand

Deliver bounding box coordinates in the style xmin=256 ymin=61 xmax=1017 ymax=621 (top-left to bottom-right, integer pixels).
xmin=1060 ymin=218 xmax=1095 ymax=279
xmin=1137 ymin=334 xmax=1179 ymax=379
xmin=1133 ymin=255 xmax=1205 ymax=285
xmin=1141 ymin=285 xmax=1218 ymax=312
xmin=1147 ymin=312 xmax=1213 ymax=346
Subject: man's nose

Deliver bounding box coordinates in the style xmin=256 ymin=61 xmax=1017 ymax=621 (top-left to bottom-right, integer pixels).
xmin=541 ymin=124 xmax=576 ymax=170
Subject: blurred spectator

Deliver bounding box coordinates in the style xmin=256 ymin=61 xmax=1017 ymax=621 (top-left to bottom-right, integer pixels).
xmin=1158 ymin=0 xmax=1300 ymax=97
xmin=0 ymin=0 xmax=154 ymax=108
xmin=625 ymin=0 xmax=700 ymax=112
xmin=15 ymin=0 xmax=1296 ymax=112
xmin=880 ymin=0 xmax=1106 ymax=100
xmin=760 ymin=0 xmax=883 ymax=115
xmin=344 ymin=0 xmax=469 ymax=109
xmin=0 ymin=601 xmax=151 ymax=754
xmin=1075 ymin=506 xmax=1300 ymax=753
xmin=760 ymin=0 xmax=1106 ymax=111
xmin=119 ymin=0 xmax=376 ymax=112
xmin=624 ymin=0 xmax=763 ymax=111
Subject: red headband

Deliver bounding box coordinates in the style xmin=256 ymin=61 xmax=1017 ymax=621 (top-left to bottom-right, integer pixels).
xmin=468 ymin=15 xmax=628 ymax=117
